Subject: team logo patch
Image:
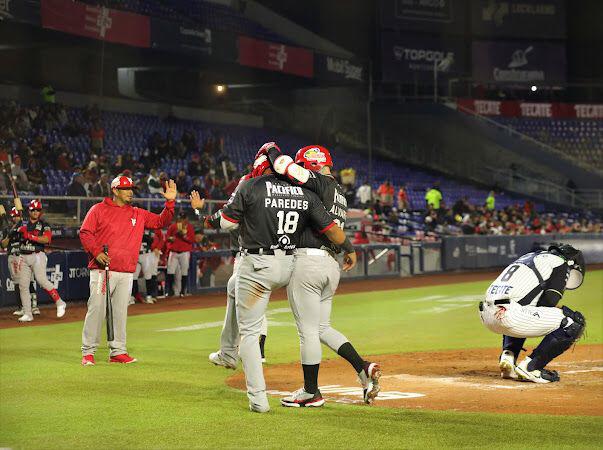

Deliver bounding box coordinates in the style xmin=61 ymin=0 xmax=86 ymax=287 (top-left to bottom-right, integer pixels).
xmin=303 ymin=148 xmax=327 ymax=163
xmin=278 ymin=235 xmax=291 ymax=247
xmin=131 ymin=218 xmax=136 ymax=226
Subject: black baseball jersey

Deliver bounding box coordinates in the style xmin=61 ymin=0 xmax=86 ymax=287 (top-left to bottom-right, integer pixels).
xmin=1 ymin=222 xmax=23 ymax=256
xmin=140 ymin=229 xmax=154 ymax=254
xmin=19 ymin=219 xmax=51 ymax=254
xmin=220 ymin=174 xmax=335 ymax=250
xmin=296 ymin=172 xmax=347 ymax=252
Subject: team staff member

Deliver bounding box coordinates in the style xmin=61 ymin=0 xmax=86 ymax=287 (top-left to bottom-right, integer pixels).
xmin=265 ymin=144 xmax=379 ymax=407
xmin=198 ymin=165 xmax=355 ymax=413
xmin=166 ymin=212 xmax=195 ymax=297
xmin=1 ymin=208 xmax=38 ymax=318
xmin=79 ymin=176 xmax=177 ymax=365
xmin=15 ymin=200 xmax=66 ymax=322
xmin=142 ymin=228 xmax=164 ymax=302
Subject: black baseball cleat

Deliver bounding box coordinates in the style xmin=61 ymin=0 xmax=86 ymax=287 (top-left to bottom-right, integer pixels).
xmin=516 ymin=358 xmax=560 ymax=383
xmin=281 ymin=388 xmax=325 ymax=408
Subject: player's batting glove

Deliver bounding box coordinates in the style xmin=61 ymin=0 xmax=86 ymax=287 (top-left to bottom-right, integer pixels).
xmin=17 ymin=225 xmax=34 ymax=241
xmin=254 ymin=142 xmax=280 ymax=160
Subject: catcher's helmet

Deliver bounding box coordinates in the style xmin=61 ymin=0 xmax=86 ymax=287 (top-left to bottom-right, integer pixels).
xmin=28 ymin=199 xmax=42 ymax=211
xmin=548 ymin=243 xmax=586 ymax=290
xmin=295 ymin=145 xmax=333 ymax=172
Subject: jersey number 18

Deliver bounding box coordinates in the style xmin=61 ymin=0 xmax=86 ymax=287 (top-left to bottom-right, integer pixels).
xmin=276 ymin=210 xmax=299 ymax=234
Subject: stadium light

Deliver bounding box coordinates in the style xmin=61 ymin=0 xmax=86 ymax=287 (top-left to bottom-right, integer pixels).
xmin=531 ymin=85 xmax=538 ymax=92
xmin=215 ymin=84 xmax=226 ymax=94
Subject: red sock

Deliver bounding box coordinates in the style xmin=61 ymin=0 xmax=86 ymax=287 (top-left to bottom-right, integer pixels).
xmin=45 ymin=288 xmax=61 ymax=303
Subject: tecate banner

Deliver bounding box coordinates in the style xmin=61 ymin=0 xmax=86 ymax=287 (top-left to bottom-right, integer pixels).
xmin=472 ymin=41 xmax=566 ymax=84
xmin=457 ymin=99 xmax=603 ymax=119
xmin=237 ymin=36 xmax=313 ymax=78
xmin=379 ymin=0 xmax=465 ymax=34
xmin=472 ymin=0 xmax=566 ymax=39
xmin=41 ymin=0 xmax=150 ymax=47
xmin=381 ymin=32 xmax=465 ymax=82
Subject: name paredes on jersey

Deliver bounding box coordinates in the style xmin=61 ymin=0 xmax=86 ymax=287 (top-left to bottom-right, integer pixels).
xmin=264 ymin=181 xmax=309 ymax=210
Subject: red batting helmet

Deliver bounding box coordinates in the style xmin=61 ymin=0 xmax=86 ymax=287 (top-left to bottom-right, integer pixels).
xmin=28 ymin=199 xmax=42 ymax=211
xmin=9 ymin=207 xmax=20 ymax=217
xmin=111 ymin=175 xmax=135 ymax=190
xmin=295 ymin=145 xmax=333 ymax=171
xmin=250 ymin=155 xmax=271 ymax=178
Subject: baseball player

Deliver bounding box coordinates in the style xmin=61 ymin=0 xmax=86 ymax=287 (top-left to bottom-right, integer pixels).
xmin=479 ymin=243 xmax=586 ymax=383
xmin=13 ymin=200 xmax=66 ymax=322
xmin=0 ymin=207 xmax=38 ymax=316
xmin=193 ymin=156 xmax=272 ymax=370
xmin=197 ymin=165 xmax=355 ymax=413
xmin=166 ymin=212 xmax=195 ymax=297
xmin=263 ymin=143 xmax=380 ymax=407
xmin=79 ymin=176 xmax=176 ymax=365
xmin=131 ymin=228 xmax=164 ymax=303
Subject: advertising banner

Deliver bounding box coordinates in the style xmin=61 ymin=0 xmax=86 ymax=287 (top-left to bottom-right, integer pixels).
xmin=379 ymin=0 xmax=465 ymax=34
xmin=315 ymin=54 xmax=365 ymax=83
xmin=471 ymin=0 xmax=566 ymax=39
xmin=381 ymin=32 xmax=466 ymax=82
xmin=237 ymin=36 xmax=314 ymax=78
xmin=41 ymin=0 xmax=150 ymax=48
xmin=472 ymin=41 xmax=566 ymax=84
xmin=0 ymin=0 xmax=41 ymax=25
xmin=457 ymin=99 xmax=603 ymax=119
xmin=151 ymin=19 xmax=212 ymax=55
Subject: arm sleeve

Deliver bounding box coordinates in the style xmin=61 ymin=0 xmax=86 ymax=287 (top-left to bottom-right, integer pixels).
xmin=143 ymin=200 xmax=175 ymax=229
xmin=220 ymin=184 xmax=245 ymax=225
xmin=307 ymin=193 xmax=336 ymax=234
xmin=538 ymin=263 xmax=568 ymax=307
xmin=79 ymin=205 xmax=102 ymax=257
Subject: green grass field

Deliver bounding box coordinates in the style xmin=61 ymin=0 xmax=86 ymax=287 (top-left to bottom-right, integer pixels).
xmin=1 ymin=271 xmax=602 ymax=449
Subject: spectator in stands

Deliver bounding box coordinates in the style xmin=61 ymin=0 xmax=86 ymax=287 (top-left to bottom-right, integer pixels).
xmin=378 ymin=180 xmax=394 ymax=209
xmin=356 ymin=180 xmax=372 ymax=208
xmin=485 ymin=191 xmax=496 ymax=211
xmin=425 ymin=182 xmax=443 ymax=210
xmin=55 ymin=151 xmax=73 ymax=171
xmin=90 ymin=173 xmax=110 ymax=198
xmin=26 ymin=159 xmax=46 ymax=192
xmin=67 ymin=173 xmax=87 ymax=198
xmin=397 ymin=185 xmax=408 ymax=210
xmin=41 ymin=84 xmax=56 ymax=104
xmin=147 ymin=169 xmax=163 ymax=194
xmin=90 ymin=121 xmax=104 ymax=151
xmin=175 ymin=170 xmax=190 ymax=195
xmin=10 ymin=155 xmax=30 ymax=191
xmin=188 ymin=152 xmax=203 ymax=177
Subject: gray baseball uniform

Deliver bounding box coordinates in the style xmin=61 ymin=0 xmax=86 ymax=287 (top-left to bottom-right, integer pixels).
xmin=211 ymin=174 xmax=335 ymax=412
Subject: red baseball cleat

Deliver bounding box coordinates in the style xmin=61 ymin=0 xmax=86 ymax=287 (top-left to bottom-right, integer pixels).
xmin=109 ymin=354 xmax=137 ymax=364
xmin=82 ymin=354 xmax=95 ymax=366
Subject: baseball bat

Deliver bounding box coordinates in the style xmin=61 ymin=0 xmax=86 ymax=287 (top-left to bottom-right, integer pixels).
xmin=3 ymin=164 xmax=23 ymax=211
xmin=103 ymin=245 xmax=114 ymax=342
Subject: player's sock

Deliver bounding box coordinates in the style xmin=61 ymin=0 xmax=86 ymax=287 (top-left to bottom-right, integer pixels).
xmin=150 ymin=276 xmax=158 ymax=297
xmin=502 ymin=335 xmax=526 ymax=363
xmin=259 ymin=334 xmax=266 ymax=359
xmin=45 ymin=288 xmax=61 ymax=303
xmin=337 ymin=342 xmax=365 ymax=373
xmin=302 ymin=364 xmax=319 ymax=394
xmin=181 ymin=275 xmax=188 ymax=294
xmin=132 ymin=281 xmax=139 ymax=296
xmin=166 ymin=274 xmax=174 ymax=296
xmin=146 ymin=278 xmax=154 ymax=297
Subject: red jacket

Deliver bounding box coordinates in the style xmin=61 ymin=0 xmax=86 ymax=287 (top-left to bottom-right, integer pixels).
xmin=151 ymin=229 xmax=164 ymax=251
xmin=80 ymin=198 xmax=175 ymax=273
xmin=166 ymin=222 xmax=195 ymax=252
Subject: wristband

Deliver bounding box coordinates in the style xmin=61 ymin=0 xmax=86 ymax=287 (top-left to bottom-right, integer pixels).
xmin=340 ymin=236 xmax=355 ymax=254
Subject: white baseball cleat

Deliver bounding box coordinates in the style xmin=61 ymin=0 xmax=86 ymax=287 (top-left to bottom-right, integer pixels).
xmin=208 ymin=351 xmax=237 ymax=370
xmin=281 ymin=388 xmax=325 ymax=408
xmin=144 ymin=295 xmax=156 ymax=304
xmin=358 ymin=362 xmax=382 ymax=404
xmin=56 ymin=300 xmax=67 ymax=318
xmin=32 ymin=307 xmax=41 ymax=315
xmin=128 ymin=296 xmax=135 ymax=305
xmin=13 ymin=309 xmax=24 ymax=316
xmin=515 ymin=357 xmax=560 ymax=383
xmin=499 ymin=350 xmax=518 ymax=379
xmin=18 ymin=314 xmax=33 ymax=322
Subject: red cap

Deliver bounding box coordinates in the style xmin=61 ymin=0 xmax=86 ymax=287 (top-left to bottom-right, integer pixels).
xmin=111 ymin=176 xmax=135 ymax=190
xmin=9 ymin=207 xmax=20 ymax=217
xmin=295 ymin=145 xmax=333 ymax=171
xmin=29 ymin=199 xmax=42 ymax=211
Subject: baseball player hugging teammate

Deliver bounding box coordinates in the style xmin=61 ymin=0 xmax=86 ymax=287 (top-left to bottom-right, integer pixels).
xmin=264 ymin=143 xmax=381 ymax=406
xmin=480 ymin=243 xmax=586 ymax=383
xmin=79 ymin=176 xmax=177 ymax=365
xmin=4 ymin=200 xmax=67 ymax=322
xmin=196 ymin=151 xmax=353 ymax=413
xmin=0 ymin=207 xmax=40 ymax=319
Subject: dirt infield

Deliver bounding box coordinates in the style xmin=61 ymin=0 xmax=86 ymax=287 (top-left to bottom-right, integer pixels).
xmin=0 ymin=269 xmax=502 ymax=329
xmin=226 ymin=344 xmax=603 ymax=416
